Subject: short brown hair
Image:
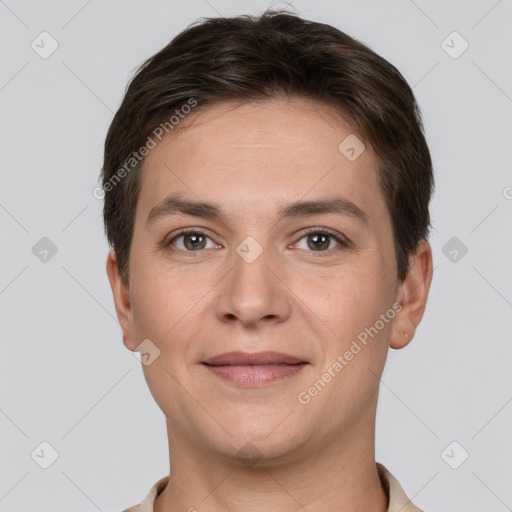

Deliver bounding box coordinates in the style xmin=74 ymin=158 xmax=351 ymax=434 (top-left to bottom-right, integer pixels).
xmin=101 ymin=9 xmax=434 ymax=284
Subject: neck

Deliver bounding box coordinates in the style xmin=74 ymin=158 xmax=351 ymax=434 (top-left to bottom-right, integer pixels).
xmin=154 ymin=413 xmax=388 ymax=512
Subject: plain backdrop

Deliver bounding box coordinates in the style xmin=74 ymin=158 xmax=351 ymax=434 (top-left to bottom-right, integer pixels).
xmin=1 ymin=1 xmax=511 ymax=511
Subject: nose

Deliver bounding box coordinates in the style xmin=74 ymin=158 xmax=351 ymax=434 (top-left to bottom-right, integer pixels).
xmin=214 ymin=238 xmax=292 ymax=329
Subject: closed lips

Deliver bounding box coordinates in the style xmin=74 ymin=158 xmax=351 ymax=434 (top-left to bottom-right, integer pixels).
xmin=202 ymin=351 xmax=308 ymax=386
xmin=203 ymin=351 xmax=307 ymax=366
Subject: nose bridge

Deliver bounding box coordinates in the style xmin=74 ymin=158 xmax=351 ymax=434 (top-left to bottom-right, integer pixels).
xmin=215 ymin=233 xmax=290 ymax=326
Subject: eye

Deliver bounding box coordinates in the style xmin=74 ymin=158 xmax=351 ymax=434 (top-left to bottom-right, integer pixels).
xmin=164 ymin=227 xmax=349 ymax=256
xmin=293 ymin=228 xmax=348 ymax=254
xmin=166 ymin=229 xmax=218 ymax=253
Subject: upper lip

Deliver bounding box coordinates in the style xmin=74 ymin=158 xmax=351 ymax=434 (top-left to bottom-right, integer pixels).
xmin=203 ymin=351 xmax=306 ymax=366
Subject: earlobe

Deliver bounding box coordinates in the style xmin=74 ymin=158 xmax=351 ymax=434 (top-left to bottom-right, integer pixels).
xmin=390 ymin=240 xmax=433 ymax=349
xmin=105 ymin=250 xmax=138 ymax=351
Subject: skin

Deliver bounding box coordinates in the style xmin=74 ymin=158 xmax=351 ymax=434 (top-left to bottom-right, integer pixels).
xmin=106 ymin=97 xmax=433 ymax=512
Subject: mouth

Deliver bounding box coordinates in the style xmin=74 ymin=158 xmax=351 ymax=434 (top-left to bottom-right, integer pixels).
xmin=202 ymin=351 xmax=308 ymax=386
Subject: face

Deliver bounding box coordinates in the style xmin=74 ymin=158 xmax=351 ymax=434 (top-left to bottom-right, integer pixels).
xmin=107 ymin=97 xmax=432 ymax=465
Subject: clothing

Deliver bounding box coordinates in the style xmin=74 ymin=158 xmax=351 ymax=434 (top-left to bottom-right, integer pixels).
xmin=123 ymin=462 xmax=423 ymax=512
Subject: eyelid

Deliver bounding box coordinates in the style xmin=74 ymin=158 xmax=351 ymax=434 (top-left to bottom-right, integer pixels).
xmin=165 ymin=227 xmax=219 ymax=250
xmin=293 ymin=227 xmax=350 ymax=251
xmin=298 ymin=226 xmax=349 ymax=241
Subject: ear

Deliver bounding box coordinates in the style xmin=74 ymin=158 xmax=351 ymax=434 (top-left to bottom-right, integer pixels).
xmin=390 ymin=239 xmax=433 ymax=349
xmin=106 ymin=250 xmax=138 ymax=351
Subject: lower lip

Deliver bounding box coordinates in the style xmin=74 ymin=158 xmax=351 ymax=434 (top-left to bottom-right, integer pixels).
xmin=204 ymin=363 xmax=307 ymax=386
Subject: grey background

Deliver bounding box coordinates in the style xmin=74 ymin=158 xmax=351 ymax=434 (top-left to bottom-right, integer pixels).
xmin=1 ymin=0 xmax=511 ymax=511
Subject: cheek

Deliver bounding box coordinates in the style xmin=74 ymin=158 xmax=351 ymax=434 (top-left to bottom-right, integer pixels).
xmin=305 ymin=266 xmax=382 ymax=328
xmin=130 ymin=271 xmax=182 ymax=340
xmin=307 ymin=269 xmax=395 ymax=368
xmin=130 ymin=266 xmax=215 ymax=367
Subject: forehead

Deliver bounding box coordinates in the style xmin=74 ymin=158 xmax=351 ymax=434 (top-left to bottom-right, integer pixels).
xmin=136 ymin=97 xmax=386 ymax=228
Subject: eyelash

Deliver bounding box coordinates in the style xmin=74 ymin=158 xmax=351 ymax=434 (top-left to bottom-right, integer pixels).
xmin=164 ymin=227 xmax=349 ymax=257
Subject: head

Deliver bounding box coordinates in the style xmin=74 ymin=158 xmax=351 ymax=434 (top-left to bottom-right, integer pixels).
xmin=103 ymin=11 xmax=433 ymax=464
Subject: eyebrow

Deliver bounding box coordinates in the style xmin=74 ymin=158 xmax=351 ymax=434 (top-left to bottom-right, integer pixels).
xmin=146 ymin=193 xmax=369 ymax=227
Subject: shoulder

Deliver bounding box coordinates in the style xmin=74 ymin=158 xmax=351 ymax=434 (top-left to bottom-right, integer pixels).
xmin=377 ymin=463 xmax=424 ymax=512
xmin=122 ymin=476 xmax=169 ymax=512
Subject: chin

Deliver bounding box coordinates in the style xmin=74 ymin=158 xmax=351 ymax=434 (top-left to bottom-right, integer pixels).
xmin=205 ymin=422 xmax=311 ymax=469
